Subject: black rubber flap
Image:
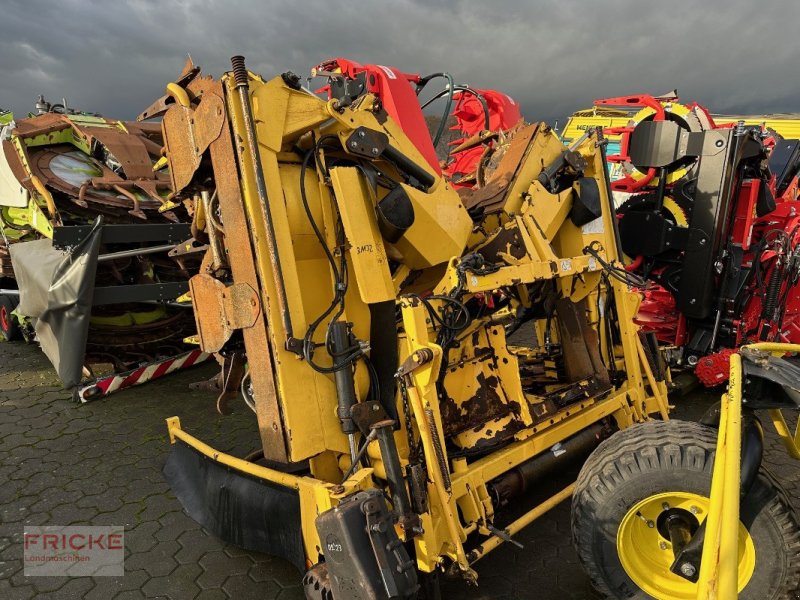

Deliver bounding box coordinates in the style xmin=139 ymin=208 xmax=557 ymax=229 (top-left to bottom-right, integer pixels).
xmin=10 ymin=218 xmax=102 ymax=387
xmin=164 ymin=438 xmax=305 ymax=572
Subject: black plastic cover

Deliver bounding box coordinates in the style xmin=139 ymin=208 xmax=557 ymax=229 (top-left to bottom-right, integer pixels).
xmin=570 ymin=177 xmax=603 ymax=227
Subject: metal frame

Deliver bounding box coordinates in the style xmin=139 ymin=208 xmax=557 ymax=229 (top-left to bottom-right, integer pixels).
xmin=157 ymin=61 xmax=671 ymax=588
xmin=696 ymin=342 xmax=800 ymax=599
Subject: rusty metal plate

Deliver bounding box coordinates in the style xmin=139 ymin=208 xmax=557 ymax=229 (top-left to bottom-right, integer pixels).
xmin=555 ymin=297 xmax=610 ymax=388
xmin=193 ymin=92 xmax=225 ymax=154
xmin=81 ymin=126 xmax=154 ymax=180
xmin=162 ymin=85 xmax=224 ymax=193
xmin=461 ymin=123 xmax=538 ymax=212
xmin=207 ymin=99 xmax=289 ymax=463
xmin=162 ymin=105 xmax=202 ymax=192
xmin=189 ymin=274 xmax=260 ymax=353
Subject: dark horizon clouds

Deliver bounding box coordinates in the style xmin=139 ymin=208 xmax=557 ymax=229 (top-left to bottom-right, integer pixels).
xmin=0 ymin=0 xmax=798 ymax=125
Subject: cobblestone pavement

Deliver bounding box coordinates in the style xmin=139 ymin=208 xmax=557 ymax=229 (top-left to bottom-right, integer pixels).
xmin=2 ymin=340 xmax=800 ymax=599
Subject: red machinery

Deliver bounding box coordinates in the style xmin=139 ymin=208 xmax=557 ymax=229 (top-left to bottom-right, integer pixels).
xmin=443 ymin=88 xmax=520 ymax=187
xmin=605 ymin=93 xmax=800 ymax=385
xmin=311 ymin=58 xmax=519 ymax=187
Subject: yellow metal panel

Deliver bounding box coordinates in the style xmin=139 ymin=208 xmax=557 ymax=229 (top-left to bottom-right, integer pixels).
xmin=328 ymin=167 xmax=395 ymax=304
xmin=561 ymin=114 xmax=627 ymax=144
xmin=391 ymin=182 xmax=472 ymax=269
xmin=714 ymin=117 xmax=800 ymax=140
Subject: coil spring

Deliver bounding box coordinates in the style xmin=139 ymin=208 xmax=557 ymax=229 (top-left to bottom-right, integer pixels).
xmin=230 ymin=55 xmax=248 ymax=86
xmin=762 ymin=264 xmax=783 ymax=321
xmin=426 ymin=407 xmax=452 ymax=492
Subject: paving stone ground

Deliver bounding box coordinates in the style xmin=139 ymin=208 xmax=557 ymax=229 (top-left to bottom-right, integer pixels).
xmin=1 ymin=340 xmax=800 ymax=599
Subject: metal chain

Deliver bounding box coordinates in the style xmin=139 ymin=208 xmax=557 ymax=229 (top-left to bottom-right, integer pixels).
xmin=397 ymin=375 xmax=419 ymax=463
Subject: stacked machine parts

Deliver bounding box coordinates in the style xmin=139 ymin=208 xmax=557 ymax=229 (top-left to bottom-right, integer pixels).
xmin=0 ymin=96 xmax=207 ymax=400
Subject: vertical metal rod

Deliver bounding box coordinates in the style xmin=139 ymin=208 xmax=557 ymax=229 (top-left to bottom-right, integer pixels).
xmin=654 ymin=166 xmax=668 ymax=212
xmin=329 ymin=321 xmax=359 ymax=463
xmin=230 ymin=55 xmax=294 ymax=342
xmin=596 ymin=128 xmax=624 ymax=260
xmin=374 ymin=420 xmax=412 ymax=519
xmin=347 ymin=434 xmax=358 ymax=465
xmin=201 ymin=190 xmax=225 ymax=271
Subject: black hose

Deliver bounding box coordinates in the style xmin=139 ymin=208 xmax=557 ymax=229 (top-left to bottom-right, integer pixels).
xmin=416 ymin=73 xmax=454 ymax=147
xmin=420 ymin=85 xmax=492 ymax=133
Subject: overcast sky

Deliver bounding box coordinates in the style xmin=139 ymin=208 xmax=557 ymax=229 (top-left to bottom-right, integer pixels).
xmin=1 ymin=0 xmax=798 ymax=126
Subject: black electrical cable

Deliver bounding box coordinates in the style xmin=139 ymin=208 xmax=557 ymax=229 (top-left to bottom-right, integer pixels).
xmin=583 ymin=242 xmax=648 ymax=288
xmin=299 ymin=140 xmax=365 ymax=374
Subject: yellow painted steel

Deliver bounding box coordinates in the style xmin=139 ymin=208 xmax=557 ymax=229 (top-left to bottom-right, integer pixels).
xmin=158 ymin=63 xmax=674 ymax=587
xmin=636 ymin=336 xmax=670 ymax=421
xmin=166 ymin=416 xmax=303 ymax=488
xmin=29 ymin=175 xmax=57 ymax=218
xmin=694 ymin=342 xmax=800 ymax=599
xmin=696 ymin=353 xmax=743 ymax=600
xmin=661 ymin=196 xmax=689 ymax=227
xmin=328 ymin=167 xmax=395 ymax=304
xmin=165 ymin=82 xmax=191 ymax=108
xmin=768 ymin=410 xmax=800 ymax=460
xmin=714 ymin=116 xmax=800 ymax=140
xmin=165 ymin=416 xmax=375 ymax=564
xmin=618 ymin=491 xmax=754 ymax=600
xmin=563 ymin=108 xmax=800 ymax=144
xmin=752 ymin=344 xmax=800 ymax=460
xmin=468 ymin=483 xmax=576 ymax=562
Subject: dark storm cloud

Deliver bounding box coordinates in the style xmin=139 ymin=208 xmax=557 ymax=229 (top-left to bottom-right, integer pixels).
xmin=1 ymin=0 xmax=798 ymax=124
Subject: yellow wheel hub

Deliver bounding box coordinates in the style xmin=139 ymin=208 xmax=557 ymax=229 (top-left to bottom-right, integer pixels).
xmin=617 ymin=492 xmax=755 ymax=600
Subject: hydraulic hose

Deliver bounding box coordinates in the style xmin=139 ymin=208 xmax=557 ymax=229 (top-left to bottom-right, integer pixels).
xmin=417 ymin=72 xmax=455 ymax=147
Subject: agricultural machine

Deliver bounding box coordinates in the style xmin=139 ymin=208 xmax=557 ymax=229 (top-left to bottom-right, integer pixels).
xmin=570 ymin=94 xmax=800 ymax=386
xmin=0 ymin=96 xmax=209 ymax=400
xmin=150 ymin=55 xmax=800 ymax=600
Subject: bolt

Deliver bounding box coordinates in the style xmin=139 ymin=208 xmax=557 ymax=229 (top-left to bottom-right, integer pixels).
xmin=715 ymin=140 xmax=725 ymax=148
xmin=662 ymin=502 xmax=670 ymax=510
xmin=680 ymin=563 xmax=697 ymax=578
xmin=358 ymin=130 xmax=366 ymax=138
xmin=690 ymin=506 xmax=700 ymax=515
xmin=659 ymin=541 xmax=668 ymax=550
xmin=350 ymin=141 xmax=358 ymax=148
xmin=689 ymin=298 xmax=697 ymax=305
xmin=647 ymin=520 xmax=655 ymax=529
xmin=699 ymin=238 xmax=707 ymax=245
xmin=371 ymin=147 xmax=379 ymax=155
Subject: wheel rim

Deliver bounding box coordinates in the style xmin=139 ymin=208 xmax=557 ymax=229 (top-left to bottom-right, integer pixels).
xmin=617 ymin=491 xmax=756 ymax=600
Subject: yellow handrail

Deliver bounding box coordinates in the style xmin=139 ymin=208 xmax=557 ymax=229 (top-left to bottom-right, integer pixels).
xmin=696 ymin=342 xmax=800 ymax=598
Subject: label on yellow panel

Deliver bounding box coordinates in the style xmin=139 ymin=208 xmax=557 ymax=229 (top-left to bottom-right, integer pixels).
xmin=581 ymin=217 xmax=604 ymax=235
xmin=328 ymin=167 xmax=395 ymax=304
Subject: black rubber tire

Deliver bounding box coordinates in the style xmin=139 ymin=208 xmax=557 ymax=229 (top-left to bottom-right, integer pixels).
xmin=571 ymin=419 xmax=800 ymax=599
xmin=0 ymin=294 xmax=21 ymax=341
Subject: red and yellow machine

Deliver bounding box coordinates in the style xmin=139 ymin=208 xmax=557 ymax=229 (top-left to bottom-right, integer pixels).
xmin=149 ymin=58 xmax=800 ymax=600
xmin=566 ymin=94 xmax=800 ymax=387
